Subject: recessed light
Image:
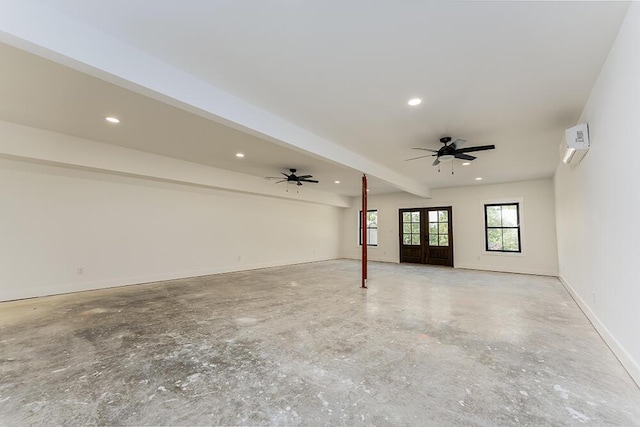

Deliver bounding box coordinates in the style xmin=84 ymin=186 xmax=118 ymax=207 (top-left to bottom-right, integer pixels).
xmin=475 ymin=177 xmax=482 ymax=181
xmin=462 ymin=162 xmax=471 ymax=166
xmin=105 ymin=116 xmax=120 ymax=123
xmin=408 ymin=98 xmax=422 ymax=106
xmin=366 ymin=189 xmax=370 ymax=192
xmin=235 ymin=153 xmax=245 ymax=158
xmin=334 ymin=180 xmax=340 ymax=184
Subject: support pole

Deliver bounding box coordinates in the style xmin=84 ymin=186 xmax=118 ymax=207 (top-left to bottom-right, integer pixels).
xmin=361 ymin=174 xmax=368 ymax=288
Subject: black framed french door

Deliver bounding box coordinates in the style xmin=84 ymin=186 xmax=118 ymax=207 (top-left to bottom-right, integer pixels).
xmin=399 ymin=207 xmax=453 ymax=266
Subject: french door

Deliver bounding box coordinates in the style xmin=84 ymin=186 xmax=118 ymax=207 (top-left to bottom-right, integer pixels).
xmin=399 ymin=207 xmax=454 ymax=266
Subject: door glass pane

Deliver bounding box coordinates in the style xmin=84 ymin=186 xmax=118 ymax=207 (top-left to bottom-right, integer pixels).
xmin=439 ymin=234 xmax=449 ymax=246
xmin=502 ymin=229 xmax=519 ymax=251
xmin=429 ymin=223 xmax=438 ymax=233
xmin=487 ymin=229 xmax=503 ymax=250
xmin=411 ymin=212 xmax=420 ymax=222
xmin=502 ymin=206 xmax=518 ymax=227
xmin=438 ymin=210 xmax=448 ymax=222
xmin=428 ymin=211 xmax=437 ymax=222
xmin=403 ymin=234 xmax=411 ymax=244
xmin=411 ymin=223 xmax=420 ymax=233
xmin=411 ymin=234 xmax=421 ymax=245
xmin=486 ymin=206 xmax=502 ymax=227
xmin=438 ymin=223 xmax=448 ymax=234
xmin=429 ymin=234 xmax=438 ymax=245
xmin=403 ymin=212 xmax=411 ymax=222
xmin=403 ymin=223 xmax=411 ymax=233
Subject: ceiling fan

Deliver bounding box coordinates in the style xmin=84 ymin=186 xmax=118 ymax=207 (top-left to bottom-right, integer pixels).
xmin=267 ymin=169 xmax=319 ymax=186
xmin=406 ymin=137 xmax=495 ymax=167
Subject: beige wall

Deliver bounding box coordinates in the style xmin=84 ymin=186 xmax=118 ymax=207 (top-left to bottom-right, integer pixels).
xmin=0 ymin=158 xmax=341 ymax=302
xmin=554 ymin=4 xmax=640 ymax=384
xmin=341 ymin=179 xmax=558 ymax=276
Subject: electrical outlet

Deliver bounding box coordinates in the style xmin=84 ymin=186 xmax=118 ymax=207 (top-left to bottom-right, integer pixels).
xmin=76 ymin=267 xmax=85 ymax=275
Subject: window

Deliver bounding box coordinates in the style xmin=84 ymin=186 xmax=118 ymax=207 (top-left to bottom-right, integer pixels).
xmin=485 ymin=203 xmax=521 ymax=252
xmin=359 ymin=210 xmax=378 ymax=246
xmin=402 ymin=211 xmax=421 ymax=245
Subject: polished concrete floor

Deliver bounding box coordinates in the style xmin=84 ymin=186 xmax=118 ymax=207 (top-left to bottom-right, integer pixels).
xmin=0 ymin=260 xmax=639 ymax=426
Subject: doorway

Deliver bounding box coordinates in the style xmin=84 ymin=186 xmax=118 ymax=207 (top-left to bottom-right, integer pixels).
xmin=399 ymin=207 xmax=453 ymax=266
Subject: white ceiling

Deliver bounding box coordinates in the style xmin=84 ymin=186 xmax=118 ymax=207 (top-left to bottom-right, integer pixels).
xmin=0 ymin=1 xmax=630 ymax=196
xmin=0 ymin=43 xmax=394 ymax=195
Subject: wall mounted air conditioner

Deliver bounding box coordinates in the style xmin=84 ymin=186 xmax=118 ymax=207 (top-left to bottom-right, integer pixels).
xmin=561 ymin=123 xmax=590 ymax=164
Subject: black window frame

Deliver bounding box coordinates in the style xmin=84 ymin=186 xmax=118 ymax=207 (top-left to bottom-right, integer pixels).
xmin=484 ymin=203 xmax=521 ymax=253
xmin=359 ymin=209 xmax=378 ymax=246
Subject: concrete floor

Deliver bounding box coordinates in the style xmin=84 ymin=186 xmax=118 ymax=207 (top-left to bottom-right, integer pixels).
xmin=0 ymin=260 xmax=639 ymax=426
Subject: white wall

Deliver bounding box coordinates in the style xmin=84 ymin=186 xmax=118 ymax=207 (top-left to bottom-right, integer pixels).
xmin=0 ymin=151 xmax=341 ymax=302
xmin=341 ymin=179 xmax=558 ymax=276
xmin=554 ymin=4 xmax=640 ymax=385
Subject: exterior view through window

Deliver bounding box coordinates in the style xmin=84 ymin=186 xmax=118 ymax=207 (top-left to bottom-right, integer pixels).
xmin=428 ymin=210 xmax=449 ymax=246
xmin=485 ymin=203 xmax=521 ymax=252
xmin=402 ymin=211 xmax=421 ymax=245
xmin=359 ymin=210 xmax=378 ymax=246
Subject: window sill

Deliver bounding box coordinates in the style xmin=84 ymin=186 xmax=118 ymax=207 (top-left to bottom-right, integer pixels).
xmin=483 ymin=250 xmax=524 ymax=257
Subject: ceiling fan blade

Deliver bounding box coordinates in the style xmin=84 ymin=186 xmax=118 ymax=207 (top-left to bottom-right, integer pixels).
xmin=297 ymin=175 xmax=313 ymax=179
xmin=405 ymin=154 xmax=435 ymax=161
xmin=281 ymin=172 xmax=290 ymax=177
xmin=300 ymin=178 xmax=319 ymax=183
xmin=265 ymin=176 xmax=283 ymax=179
xmin=455 ymin=144 xmax=495 ymax=154
xmin=433 ymin=158 xmax=440 ymax=166
xmin=412 ymin=147 xmax=439 ymax=153
xmin=297 ymin=181 xmax=303 ymax=186
xmin=454 ymin=153 xmax=476 ymax=161
xmin=451 ymin=139 xmax=467 ymax=149
xmin=275 ymin=179 xmax=286 ymax=184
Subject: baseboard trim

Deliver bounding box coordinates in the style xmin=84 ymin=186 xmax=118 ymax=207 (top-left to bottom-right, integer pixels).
xmin=455 ymin=263 xmax=557 ymax=277
xmin=341 ymin=256 xmax=399 ymax=264
xmin=1 ymin=257 xmax=338 ymax=302
xmin=340 ymin=259 xmax=557 ymax=276
xmin=558 ymin=275 xmax=640 ymax=388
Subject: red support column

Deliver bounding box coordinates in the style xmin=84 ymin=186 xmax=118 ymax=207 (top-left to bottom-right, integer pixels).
xmin=362 ymin=174 xmax=368 ymax=288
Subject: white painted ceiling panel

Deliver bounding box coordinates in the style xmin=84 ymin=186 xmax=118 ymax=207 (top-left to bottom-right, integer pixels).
xmin=0 ymin=1 xmax=630 ymax=193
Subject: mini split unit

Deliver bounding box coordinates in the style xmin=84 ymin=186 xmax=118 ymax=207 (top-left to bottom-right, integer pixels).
xmin=561 ymin=123 xmax=590 ymax=164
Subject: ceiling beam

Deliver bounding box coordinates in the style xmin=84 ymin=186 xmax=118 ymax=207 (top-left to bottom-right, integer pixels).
xmin=0 ymin=0 xmax=431 ymax=198
xmin=0 ymin=120 xmax=353 ymax=208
